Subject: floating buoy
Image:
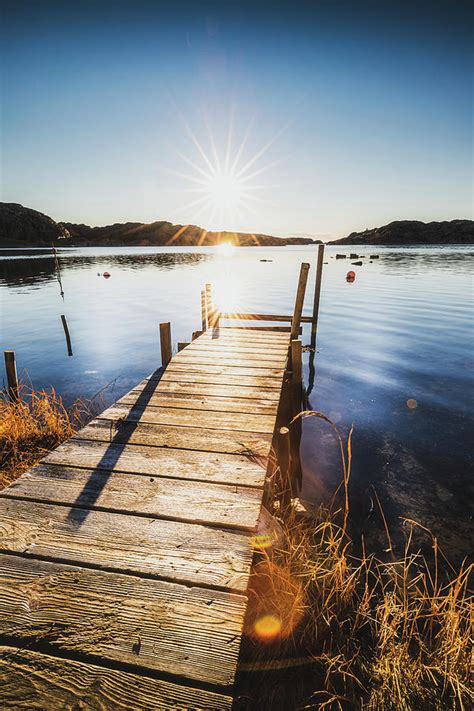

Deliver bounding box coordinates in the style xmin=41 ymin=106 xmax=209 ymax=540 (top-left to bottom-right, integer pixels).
xmin=346 ymin=271 xmax=356 ymax=282
xmin=103 ymin=272 xmax=111 ymax=279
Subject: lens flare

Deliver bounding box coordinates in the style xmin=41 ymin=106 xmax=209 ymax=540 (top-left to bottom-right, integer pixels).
xmin=250 ymin=533 xmax=274 ymax=550
xmin=407 ymin=398 xmax=418 ymax=409
xmin=254 ymin=614 xmax=282 ymax=641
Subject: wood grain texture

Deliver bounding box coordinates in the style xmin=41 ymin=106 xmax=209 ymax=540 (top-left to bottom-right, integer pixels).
xmin=0 ymin=499 xmax=254 ymax=590
xmin=185 ymin=341 xmax=289 ymax=356
xmin=0 ymin=646 xmax=233 ymax=709
xmin=2 ymin=464 xmax=263 ymax=530
xmin=173 ymin=351 xmax=285 ymax=368
xmin=138 ymin=378 xmax=281 ymax=401
xmin=199 ymin=328 xmax=289 ymax=342
xmin=43 ymin=440 xmax=267 ymax=487
xmin=163 ymin=361 xmax=283 ymax=378
xmin=118 ymin=390 xmax=277 ymax=415
xmin=74 ymin=419 xmax=273 ymax=458
xmin=0 ymin=555 xmax=246 ymax=685
xmin=161 ymin=369 xmax=283 ymax=389
xmin=97 ymin=403 xmax=276 ymax=434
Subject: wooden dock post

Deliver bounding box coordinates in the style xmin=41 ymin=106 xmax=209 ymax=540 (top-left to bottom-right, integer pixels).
xmin=4 ymin=350 xmax=19 ymax=401
xmin=60 ymin=315 xmax=73 ymax=357
xmin=201 ymin=289 xmax=208 ymax=331
xmin=206 ymin=283 xmax=220 ymax=329
xmin=290 ymin=262 xmax=310 ymax=340
xmin=290 ymin=339 xmax=303 ymax=491
xmin=177 ymin=342 xmax=189 ymax=352
xmin=307 ymin=244 xmax=325 ymax=396
xmin=310 ymin=244 xmax=325 ymax=348
xmin=159 ymin=322 xmax=172 ymax=367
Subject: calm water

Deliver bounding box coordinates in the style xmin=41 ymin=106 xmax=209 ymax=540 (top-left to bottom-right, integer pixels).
xmin=1 ymin=245 xmax=473 ymax=561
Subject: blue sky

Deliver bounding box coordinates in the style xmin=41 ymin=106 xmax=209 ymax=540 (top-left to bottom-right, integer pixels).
xmin=1 ymin=0 xmax=472 ymax=238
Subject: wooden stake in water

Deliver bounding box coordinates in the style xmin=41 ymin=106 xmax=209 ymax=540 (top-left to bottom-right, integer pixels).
xmin=310 ymin=243 xmax=325 ymax=349
xmin=61 ymin=315 xmax=73 ymax=357
xmin=159 ymin=322 xmax=172 ymax=367
xmin=4 ymin=350 xmax=19 ymax=401
xmin=290 ymin=262 xmax=310 ymax=340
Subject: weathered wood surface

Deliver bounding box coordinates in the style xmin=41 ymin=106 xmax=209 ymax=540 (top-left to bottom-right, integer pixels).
xmin=74 ymin=418 xmax=273 ymax=457
xmin=118 ymin=389 xmax=278 ymax=414
xmin=44 ymin=439 xmax=267 ymax=487
xmin=0 ymin=499 xmax=253 ymax=591
xmin=98 ymin=402 xmax=276 ymax=434
xmin=161 ymin=369 xmax=283 ymax=388
xmin=0 ymin=647 xmax=232 ymax=710
xmin=164 ymin=360 xmax=283 ymax=377
xmin=2 ymin=463 xmax=263 ymax=530
xmin=0 ymin=555 xmax=246 ymax=685
xmin=138 ymin=377 xmax=281 ymax=400
xmin=0 ymin=326 xmax=290 ymax=706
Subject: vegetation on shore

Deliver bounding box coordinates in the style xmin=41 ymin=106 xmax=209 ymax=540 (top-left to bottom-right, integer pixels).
xmin=238 ymin=413 xmax=472 ymax=710
xmin=0 ymin=384 xmax=87 ymax=490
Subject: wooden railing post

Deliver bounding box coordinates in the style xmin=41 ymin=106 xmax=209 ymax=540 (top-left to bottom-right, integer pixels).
xmin=159 ymin=322 xmax=172 ymax=367
xmin=290 ymin=339 xmax=303 ymax=492
xmin=206 ymin=282 xmax=220 ymax=328
xmin=290 ymin=262 xmax=310 ymax=340
xmin=201 ymin=289 xmax=208 ymax=331
xmin=310 ymin=244 xmax=325 ymax=348
xmin=4 ymin=350 xmax=19 ymax=401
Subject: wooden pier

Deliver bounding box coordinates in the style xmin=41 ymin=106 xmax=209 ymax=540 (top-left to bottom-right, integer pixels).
xmin=0 ymin=255 xmax=323 ymax=709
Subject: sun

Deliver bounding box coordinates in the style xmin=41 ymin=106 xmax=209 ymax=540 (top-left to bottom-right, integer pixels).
xmin=170 ymin=114 xmax=283 ymax=233
xmin=216 ymin=240 xmax=236 ymax=256
xmin=205 ymin=170 xmax=244 ymax=212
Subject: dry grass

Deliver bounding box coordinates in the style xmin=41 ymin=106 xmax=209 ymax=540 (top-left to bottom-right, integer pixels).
xmin=0 ymin=383 xmax=90 ymax=490
xmin=238 ymin=412 xmax=473 ymax=711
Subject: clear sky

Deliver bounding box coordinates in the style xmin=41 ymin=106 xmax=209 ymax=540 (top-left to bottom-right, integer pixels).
xmin=1 ymin=0 xmax=472 ymax=239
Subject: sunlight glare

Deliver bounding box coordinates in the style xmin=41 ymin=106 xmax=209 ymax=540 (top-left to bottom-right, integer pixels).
xmin=216 ymin=241 xmax=237 ymax=256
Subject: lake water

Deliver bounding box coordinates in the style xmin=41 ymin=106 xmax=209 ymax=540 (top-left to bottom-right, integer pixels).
xmin=1 ymin=245 xmax=473 ymax=563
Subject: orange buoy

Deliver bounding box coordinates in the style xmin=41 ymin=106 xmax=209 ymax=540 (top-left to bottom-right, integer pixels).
xmin=103 ymin=272 xmax=111 ymax=279
xmin=346 ymin=271 xmax=356 ymax=282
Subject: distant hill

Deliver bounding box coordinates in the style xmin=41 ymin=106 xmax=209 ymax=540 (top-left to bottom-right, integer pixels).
xmin=0 ymin=203 xmax=318 ymax=247
xmin=330 ymin=220 xmax=474 ymax=245
xmin=0 ymin=203 xmax=71 ymax=246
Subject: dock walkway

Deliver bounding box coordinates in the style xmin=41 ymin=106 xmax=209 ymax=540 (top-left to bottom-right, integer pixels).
xmin=0 ymin=326 xmax=294 ymax=708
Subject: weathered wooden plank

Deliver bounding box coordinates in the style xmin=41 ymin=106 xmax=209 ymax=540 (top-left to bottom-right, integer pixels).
xmin=74 ymin=419 xmax=273 ymax=458
xmin=2 ymin=464 xmax=263 ymax=531
xmin=166 ymin=361 xmax=283 ymax=378
xmin=199 ymin=328 xmax=289 ymax=341
xmin=0 ymin=499 xmax=253 ymax=591
xmin=118 ymin=390 xmax=277 ymax=414
xmin=185 ymin=341 xmax=289 ymax=356
xmin=161 ymin=369 xmax=283 ymax=389
xmin=173 ymin=351 xmax=285 ymax=367
xmin=143 ymin=378 xmax=281 ymax=401
xmin=0 ymin=555 xmax=246 ymax=686
xmin=43 ymin=440 xmax=267 ymax=487
xmin=0 ymin=647 xmax=233 ymax=710
xmin=98 ymin=403 xmax=276 ymax=434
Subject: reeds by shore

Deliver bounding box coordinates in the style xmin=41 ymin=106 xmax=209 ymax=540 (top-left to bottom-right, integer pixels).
xmin=238 ymin=413 xmax=473 ymax=710
xmin=0 ymin=383 xmax=88 ymax=489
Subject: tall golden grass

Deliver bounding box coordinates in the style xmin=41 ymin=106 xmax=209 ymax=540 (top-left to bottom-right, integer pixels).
xmin=0 ymin=383 xmax=89 ymax=490
xmin=239 ymin=412 xmax=472 ymax=710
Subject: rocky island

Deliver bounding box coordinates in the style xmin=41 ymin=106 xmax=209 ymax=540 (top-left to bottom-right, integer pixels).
xmin=330 ymin=219 xmax=474 ymax=245
xmin=0 ymin=203 xmax=318 ymax=248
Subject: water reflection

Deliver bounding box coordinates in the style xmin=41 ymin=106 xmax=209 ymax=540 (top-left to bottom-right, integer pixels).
xmin=1 ymin=244 xmax=473 ymax=565
xmin=0 ymin=250 xmax=210 ymax=289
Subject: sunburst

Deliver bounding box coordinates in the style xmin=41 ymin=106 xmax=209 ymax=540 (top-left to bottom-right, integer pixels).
xmin=170 ymin=113 xmax=284 ymax=235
